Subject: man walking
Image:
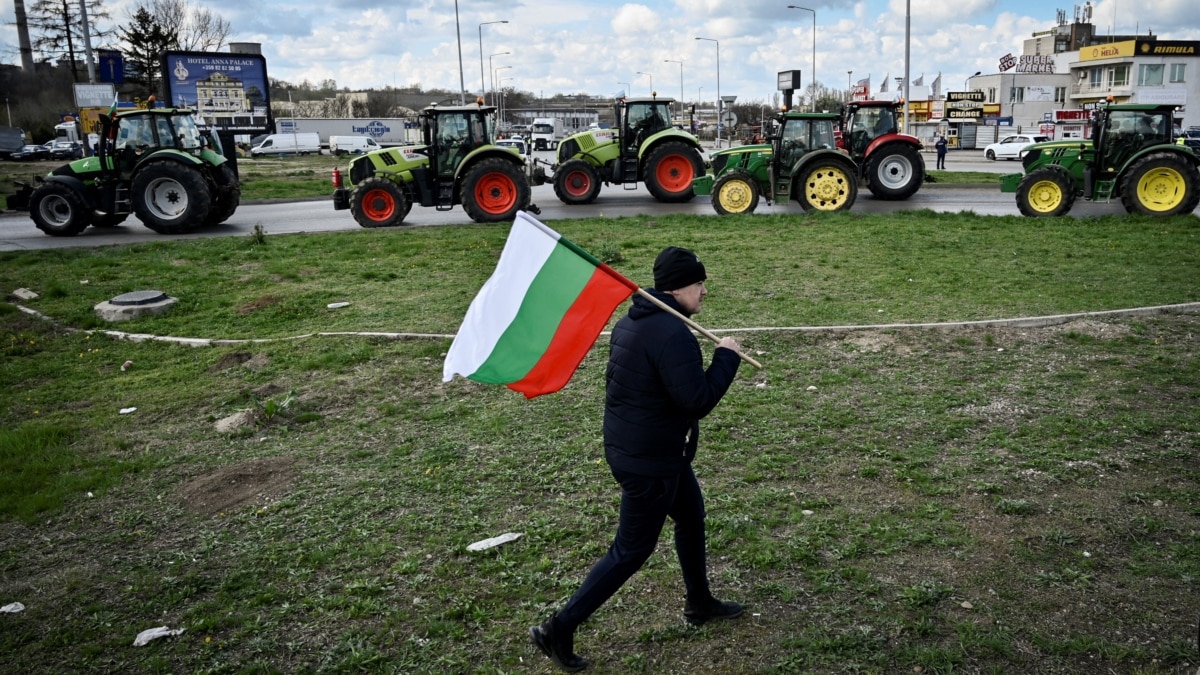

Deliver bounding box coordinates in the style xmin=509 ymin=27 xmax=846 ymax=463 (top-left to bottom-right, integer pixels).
xmin=530 ymin=246 xmax=745 ymax=672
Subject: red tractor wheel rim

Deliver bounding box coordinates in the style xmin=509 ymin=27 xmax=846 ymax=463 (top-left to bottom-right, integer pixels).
xmin=362 ymin=188 xmax=396 ymax=221
xmin=475 ymin=172 xmax=518 ymax=215
xmin=563 ymin=169 xmax=592 ymax=197
xmin=655 ymin=153 xmax=695 ymax=193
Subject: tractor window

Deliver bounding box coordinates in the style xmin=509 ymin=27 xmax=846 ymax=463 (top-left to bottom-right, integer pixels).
xmin=173 ymin=115 xmax=205 ymax=150
xmin=780 ymin=119 xmax=812 ymax=166
xmin=155 ymin=117 xmax=176 ymax=148
xmin=116 ymin=117 xmax=156 ymax=151
xmin=626 ymin=103 xmax=668 ymax=148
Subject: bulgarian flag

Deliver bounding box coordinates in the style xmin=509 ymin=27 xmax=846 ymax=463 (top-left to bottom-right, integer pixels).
xmin=442 ymin=211 xmax=638 ymax=399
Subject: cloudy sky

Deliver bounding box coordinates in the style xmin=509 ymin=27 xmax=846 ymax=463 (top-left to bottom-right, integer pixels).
xmin=4 ymin=0 xmax=1199 ymax=104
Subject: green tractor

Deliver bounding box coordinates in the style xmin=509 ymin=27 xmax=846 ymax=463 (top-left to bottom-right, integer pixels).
xmin=332 ymin=100 xmax=544 ymax=227
xmin=1000 ymin=103 xmax=1200 ymax=217
xmin=552 ymin=95 xmax=705 ymax=204
xmin=692 ymin=110 xmax=858 ymax=215
xmin=8 ymin=107 xmax=239 ymax=236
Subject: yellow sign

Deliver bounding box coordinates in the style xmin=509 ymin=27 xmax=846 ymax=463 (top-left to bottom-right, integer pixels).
xmin=1080 ymin=40 xmax=1135 ymax=62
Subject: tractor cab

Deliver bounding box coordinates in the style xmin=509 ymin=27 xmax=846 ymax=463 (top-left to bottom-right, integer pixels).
xmin=102 ymin=109 xmax=210 ymax=177
xmin=1096 ymin=106 xmax=1175 ymax=174
xmin=620 ymin=98 xmax=674 ymax=154
xmin=422 ymin=105 xmax=492 ymax=177
xmin=840 ymin=101 xmax=898 ymax=156
xmin=775 ymin=114 xmax=839 ymax=172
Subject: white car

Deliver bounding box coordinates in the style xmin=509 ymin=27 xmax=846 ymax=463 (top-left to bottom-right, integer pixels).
xmin=983 ymin=134 xmax=1050 ymax=161
xmin=496 ymin=138 xmax=528 ymax=158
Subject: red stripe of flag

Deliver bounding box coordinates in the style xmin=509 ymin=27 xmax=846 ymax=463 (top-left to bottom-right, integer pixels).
xmin=508 ymin=266 xmax=634 ymax=398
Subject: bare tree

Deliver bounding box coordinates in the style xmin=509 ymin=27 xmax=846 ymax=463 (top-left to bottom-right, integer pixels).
xmin=26 ymin=0 xmax=115 ymax=81
xmin=137 ymin=0 xmax=231 ymax=52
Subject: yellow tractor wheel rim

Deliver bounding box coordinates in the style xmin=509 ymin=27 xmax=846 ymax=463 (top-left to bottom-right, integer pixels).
xmin=1136 ymin=167 xmax=1185 ymax=212
xmin=716 ymin=178 xmax=754 ymax=213
xmin=1027 ymin=179 xmax=1063 ymax=213
xmin=805 ymin=166 xmax=852 ymax=210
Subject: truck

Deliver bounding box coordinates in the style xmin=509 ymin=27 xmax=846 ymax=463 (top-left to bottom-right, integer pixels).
xmin=692 ymin=110 xmax=858 ymax=214
xmin=8 ymin=106 xmax=239 ymax=236
xmin=332 ymin=99 xmax=546 ymax=227
xmin=250 ymin=132 xmax=321 ymax=156
xmin=530 ymin=117 xmax=565 ymax=151
xmin=1000 ymin=103 xmax=1199 ymax=217
xmin=276 ymin=118 xmax=420 ymax=147
xmin=552 ymin=95 xmax=705 ymax=204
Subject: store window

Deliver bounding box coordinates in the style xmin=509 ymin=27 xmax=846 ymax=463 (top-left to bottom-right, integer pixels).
xmin=1139 ymin=64 xmax=1164 ymax=86
xmin=1009 ymin=87 xmax=1024 ymax=104
xmin=1055 ymin=87 xmax=1067 ymax=103
xmin=1089 ymin=68 xmax=1102 ymax=87
xmin=1170 ymin=64 xmax=1186 ymax=83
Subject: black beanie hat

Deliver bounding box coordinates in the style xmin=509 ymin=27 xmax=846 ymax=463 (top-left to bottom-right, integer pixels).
xmin=653 ymin=246 xmax=707 ymax=291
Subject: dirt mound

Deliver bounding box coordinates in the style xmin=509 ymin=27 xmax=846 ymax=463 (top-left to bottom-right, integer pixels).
xmin=178 ymin=455 xmax=299 ymax=517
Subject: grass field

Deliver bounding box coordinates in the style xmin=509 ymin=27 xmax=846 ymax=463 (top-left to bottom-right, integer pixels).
xmin=1 ymin=211 xmax=1198 ymax=673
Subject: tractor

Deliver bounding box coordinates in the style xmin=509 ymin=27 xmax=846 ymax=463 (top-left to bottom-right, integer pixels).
xmin=1000 ymin=103 xmax=1200 ymax=217
xmin=332 ymin=100 xmax=544 ymax=227
xmin=551 ymin=95 xmax=705 ymax=205
xmin=8 ymin=106 xmax=239 ymax=236
xmin=839 ymin=100 xmax=928 ymax=200
xmin=692 ymin=111 xmax=858 ymax=215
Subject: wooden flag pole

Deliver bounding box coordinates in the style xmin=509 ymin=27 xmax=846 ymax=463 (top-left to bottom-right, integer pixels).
xmin=636 ymin=288 xmax=762 ymax=369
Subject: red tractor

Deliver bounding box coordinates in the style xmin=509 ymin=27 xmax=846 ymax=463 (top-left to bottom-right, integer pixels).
xmin=839 ymin=100 xmax=928 ymax=200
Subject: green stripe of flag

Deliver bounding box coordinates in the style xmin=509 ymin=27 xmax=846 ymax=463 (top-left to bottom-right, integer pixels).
xmin=468 ymin=241 xmax=595 ymax=384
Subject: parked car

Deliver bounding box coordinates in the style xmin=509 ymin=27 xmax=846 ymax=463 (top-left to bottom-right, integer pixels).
xmin=983 ymin=134 xmax=1051 ymax=160
xmin=1179 ymin=127 xmax=1200 ymax=152
xmin=48 ymin=140 xmax=83 ymax=160
xmin=7 ymin=143 xmax=49 ymax=161
xmin=496 ymin=137 xmax=529 ymax=158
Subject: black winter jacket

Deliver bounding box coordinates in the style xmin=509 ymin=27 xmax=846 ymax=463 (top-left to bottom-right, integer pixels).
xmin=603 ymin=289 xmax=741 ymax=477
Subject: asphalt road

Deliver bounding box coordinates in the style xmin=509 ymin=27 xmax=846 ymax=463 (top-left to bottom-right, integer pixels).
xmin=0 ymin=150 xmax=1147 ymax=252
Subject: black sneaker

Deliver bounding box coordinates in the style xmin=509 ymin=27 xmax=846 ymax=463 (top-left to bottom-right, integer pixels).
xmin=684 ymin=597 xmax=745 ymax=626
xmin=530 ymin=615 xmax=588 ymax=673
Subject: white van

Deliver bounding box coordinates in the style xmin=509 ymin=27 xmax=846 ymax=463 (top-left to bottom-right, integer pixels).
xmin=329 ymin=135 xmax=381 ymax=155
xmin=250 ymin=132 xmax=321 ymax=156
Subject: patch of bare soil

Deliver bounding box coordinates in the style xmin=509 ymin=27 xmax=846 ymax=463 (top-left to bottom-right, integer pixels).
xmin=236 ymin=295 xmax=282 ymax=316
xmin=207 ymin=351 xmax=270 ymax=373
xmin=1045 ymin=318 xmax=1133 ymax=339
xmin=178 ymin=455 xmax=299 ymax=517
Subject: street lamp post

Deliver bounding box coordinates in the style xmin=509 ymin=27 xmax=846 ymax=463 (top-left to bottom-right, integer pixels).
xmin=492 ymin=65 xmax=512 ymax=107
xmin=498 ymin=76 xmax=513 ymax=124
xmin=847 ymin=70 xmax=853 ymax=101
xmin=695 ymin=37 xmax=720 ymax=147
xmin=478 ymin=20 xmax=508 ymax=99
xmin=787 ymin=5 xmax=817 ymax=111
xmin=637 ymin=71 xmax=653 ymax=95
xmin=453 ymin=0 xmax=466 ymax=104
xmin=489 ymin=54 xmax=510 ymax=106
xmin=665 ymin=59 xmax=684 ymax=117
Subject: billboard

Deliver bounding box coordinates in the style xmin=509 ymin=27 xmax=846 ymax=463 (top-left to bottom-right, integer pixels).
xmin=161 ymin=51 xmax=272 ymax=133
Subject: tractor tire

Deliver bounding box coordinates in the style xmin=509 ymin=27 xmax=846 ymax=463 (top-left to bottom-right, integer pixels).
xmin=461 ymin=157 xmax=529 ymax=223
xmin=90 ymin=212 xmax=128 ymax=228
xmin=30 ymin=182 xmax=90 ymax=236
xmin=206 ymin=164 xmax=241 ymax=226
xmin=711 ymin=172 xmax=760 ymax=215
xmin=553 ymin=159 xmax=602 ymax=205
xmin=349 ymin=176 xmax=409 ymax=228
xmin=1016 ymin=168 xmax=1075 ymax=217
xmin=644 ymin=141 xmax=704 ymax=203
xmin=132 ymin=162 xmax=212 ymax=234
xmin=866 ymin=144 xmax=924 ymax=200
xmin=796 ymin=159 xmax=857 ymax=212
xmin=1119 ymin=152 xmax=1200 ymax=216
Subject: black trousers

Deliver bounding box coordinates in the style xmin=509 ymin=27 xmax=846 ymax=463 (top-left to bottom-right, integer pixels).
xmin=556 ymin=464 xmax=710 ymax=631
